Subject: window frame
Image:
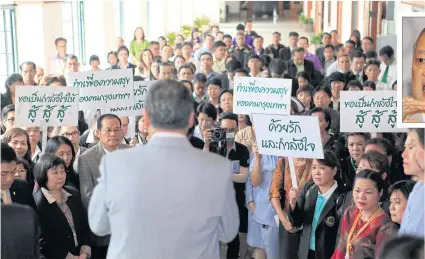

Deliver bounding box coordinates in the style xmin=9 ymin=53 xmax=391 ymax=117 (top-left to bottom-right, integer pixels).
xmin=0 ymin=5 xmax=19 ymax=80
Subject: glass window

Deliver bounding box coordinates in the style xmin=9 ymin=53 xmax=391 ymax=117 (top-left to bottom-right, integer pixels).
xmin=0 ymin=7 xmax=18 ymax=93
xmin=62 ymin=1 xmax=85 ymax=65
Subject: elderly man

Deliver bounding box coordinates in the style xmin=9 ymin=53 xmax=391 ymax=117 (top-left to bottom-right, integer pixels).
xmin=88 ymin=80 xmax=238 ymax=259
xmin=403 ymin=28 xmax=425 ymax=122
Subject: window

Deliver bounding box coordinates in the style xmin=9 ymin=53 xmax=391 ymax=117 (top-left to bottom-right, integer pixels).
xmin=114 ymin=0 xmax=125 ymax=37
xmin=62 ymin=1 xmax=86 ymax=65
xmin=0 ymin=6 xmax=18 ymax=92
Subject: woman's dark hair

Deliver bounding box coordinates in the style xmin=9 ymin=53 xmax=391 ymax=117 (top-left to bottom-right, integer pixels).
xmin=409 ymin=128 xmax=425 ymax=148
xmin=1 ymin=104 xmax=15 ymax=122
xmin=207 ymin=77 xmax=222 ymax=88
xmin=309 ymin=107 xmax=331 ymax=131
xmin=44 ymin=136 xmax=78 ymax=189
xmin=315 ymin=150 xmax=341 ymax=181
xmin=139 ymin=49 xmax=153 ymax=71
xmin=45 ymin=136 xmax=75 ymax=170
xmin=46 ymin=76 xmax=67 ymax=86
xmin=355 ymin=169 xmax=386 ymax=195
xmin=107 ymin=51 xmax=118 ymax=64
xmin=388 ymin=180 xmax=415 ymax=202
xmin=363 ymin=80 xmax=376 ymax=90
xmin=191 ymin=28 xmax=200 ymax=42
xmin=158 ymin=36 xmax=166 ymax=42
xmin=173 ymin=55 xmax=186 ymax=68
xmin=4 ymin=73 xmax=23 ymax=96
xmin=33 ymin=154 xmax=66 ymax=189
xmin=260 ymin=54 xmax=272 ymax=69
xmin=133 ymin=27 xmax=145 ymax=41
xmin=16 ymin=157 xmax=34 ymax=186
xmin=350 ymin=33 xmax=361 ymax=48
xmin=296 ymin=71 xmax=311 ymax=83
xmin=2 ymin=128 xmax=32 ymax=163
xmin=360 ymin=151 xmax=391 ymax=188
xmin=196 ymin=102 xmax=217 ymax=120
xmin=347 ymin=80 xmax=363 ymax=90
xmin=135 ymin=115 xmax=144 ymax=135
xmin=379 ymin=235 xmax=424 ymax=259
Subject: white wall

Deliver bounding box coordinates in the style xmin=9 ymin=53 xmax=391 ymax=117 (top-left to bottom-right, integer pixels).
xmin=16 ymin=3 xmax=63 ymax=69
xmin=323 ymin=0 xmax=338 ymax=33
xmin=123 ymin=0 xmax=148 ymax=43
xmin=357 ymin=1 xmax=365 ymax=38
xmin=393 ymin=2 xmax=415 ymax=34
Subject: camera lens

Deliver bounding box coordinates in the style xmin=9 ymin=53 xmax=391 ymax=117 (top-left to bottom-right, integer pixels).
xmin=213 ymin=131 xmax=222 ymax=140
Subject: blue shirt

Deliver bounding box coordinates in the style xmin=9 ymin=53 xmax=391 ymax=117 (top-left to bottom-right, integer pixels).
xmin=247 ymin=155 xmax=279 ymax=227
xmin=399 ymin=181 xmax=424 ymax=237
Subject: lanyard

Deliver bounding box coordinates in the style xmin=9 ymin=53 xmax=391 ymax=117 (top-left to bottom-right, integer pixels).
xmin=345 ymin=208 xmax=382 ymax=258
xmin=350 ymin=157 xmax=357 ymax=172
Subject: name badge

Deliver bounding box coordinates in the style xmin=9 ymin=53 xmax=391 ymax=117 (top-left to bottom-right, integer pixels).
xmin=232 ymin=160 xmax=240 ymax=174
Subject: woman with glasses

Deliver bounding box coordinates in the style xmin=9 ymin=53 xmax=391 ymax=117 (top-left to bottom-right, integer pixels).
xmin=33 ymin=154 xmax=90 ymax=259
xmin=15 ymin=157 xmax=34 ymax=188
xmin=44 ymin=136 xmax=79 ymax=190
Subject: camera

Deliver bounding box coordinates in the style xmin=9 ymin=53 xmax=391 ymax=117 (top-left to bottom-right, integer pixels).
xmin=209 ymin=127 xmax=227 ymax=157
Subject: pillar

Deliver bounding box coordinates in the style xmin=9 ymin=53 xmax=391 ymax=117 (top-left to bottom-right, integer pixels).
xmin=122 ymin=0 xmax=148 ymax=43
xmin=84 ymin=0 xmax=116 ymax=67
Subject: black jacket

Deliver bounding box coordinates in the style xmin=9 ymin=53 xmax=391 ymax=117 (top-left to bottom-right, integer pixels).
xmin=1 ymin=204 xmax=40 ymax=259
xmin=111 ymin=63 xmax=137 ymax=75
xmin=34 ymin=186 xmax=90 ymax=259
xmin=287 ymin=59 xmax=323 ymax=87
xmin=278 ymin=47 xmax=292 ymax=61
xmin=3 ymin=179 xmax=37 ymax=211
xmin=264 ymin=44 xmax=286 ymax=59
xmin=291 ymin=180 xmax=346 ymax=259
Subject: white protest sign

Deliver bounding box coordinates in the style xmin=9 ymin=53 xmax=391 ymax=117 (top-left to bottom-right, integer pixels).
xmin=233 ymin=77 xmax=292 ymax=115
xmin=340 ymin=91 xmax=404 ymax=132
xmin=109 ymin=81 xmax=151 ymax=116
xmin=68 ymin=69 xmax=133 ymax=111
xmin=15 ymin=86 xmax=79 ymax=127
xmin=252 ymin=113 xmax=324 ymax=159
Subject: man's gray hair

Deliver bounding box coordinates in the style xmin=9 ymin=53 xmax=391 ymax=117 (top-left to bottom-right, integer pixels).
xmin=145 ymin=79 xmax=193 ymax=130
xmin=413 ymin=28 xmax=425 ymax=54
xmin=67 ymin=54 xmax=79 ymax=62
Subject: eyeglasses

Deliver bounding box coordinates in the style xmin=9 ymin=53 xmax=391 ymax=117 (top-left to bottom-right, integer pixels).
xmin=61 ymin=131 xmax=79 ymax=138
xmin=101 ymin=128 xmax=121 ymax=134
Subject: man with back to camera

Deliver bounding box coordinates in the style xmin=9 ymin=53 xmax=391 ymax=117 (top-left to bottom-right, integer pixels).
xmin=88 ymin=80 xmax=239 ymax=259
xmin=203 ymin=112 xmax=250 ymax=259
xmin=403 ymin=28 xmax=425 ymax=122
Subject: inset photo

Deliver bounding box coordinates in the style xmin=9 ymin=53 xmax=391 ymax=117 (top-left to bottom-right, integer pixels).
xmin=397 ymin=12 xmax=425 ymax=127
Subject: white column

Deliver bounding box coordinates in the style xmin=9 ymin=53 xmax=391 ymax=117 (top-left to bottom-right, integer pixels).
xmin=147 ymin=0 xmax=166 ymax=40
xmin=358 ymin=1 xmax=366 ymax=38
xmin=341 ymin=0 xmax=352 ymax=41
xmin=84 ymin=0 xmax=116 ymax=68
xmin=16 ymin=3 xmax=63 ymax=69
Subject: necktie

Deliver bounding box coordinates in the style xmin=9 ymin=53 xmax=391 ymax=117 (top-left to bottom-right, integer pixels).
xmin=381 ymin=65 xmax=389 ymax=83
xmin=1 ymin=189 xmax=12 ymax=204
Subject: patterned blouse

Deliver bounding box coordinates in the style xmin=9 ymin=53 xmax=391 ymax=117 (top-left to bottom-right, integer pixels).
xmin=332 ymin=207 xmax=397 ymax=259
xmin=41 ymin=188 xmax=91 ymax=259
xmin=269 ymin=157 xmax=313 ymax=211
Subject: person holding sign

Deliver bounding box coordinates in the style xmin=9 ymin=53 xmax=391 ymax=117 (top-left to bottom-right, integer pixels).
xmin=332 ymin=170 xmax=397 ymax=259
xmin=246 ymin=150 xmax=280 ymax=259
xmin=288 ymin=150 xmax=346 ymax=259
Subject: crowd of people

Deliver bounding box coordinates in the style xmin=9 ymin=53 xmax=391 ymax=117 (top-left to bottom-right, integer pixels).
xmin=1 ymin=19 xmax=425 ymax=259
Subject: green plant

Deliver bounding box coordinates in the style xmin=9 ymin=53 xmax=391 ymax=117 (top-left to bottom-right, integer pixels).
xmin=299 ymin=13 xmax=305 ymax=21
xmin=304 ymin=18 xmax=313 ymax=24
xmin=311 ymin=35 xmax=321 ymax=44
xmin=181 ymin=24 xmax=192 ymax=39
xmin=166 ymin=32 xmax=177 ymax=47
xmin=297 ymin=8 xmax=303 ymax=15
xmin=193 ymin=16 xmax=211 ymax=30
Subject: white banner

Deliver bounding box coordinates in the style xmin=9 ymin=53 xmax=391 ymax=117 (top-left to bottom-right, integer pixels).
xmin=252 ymin=113 xmax=324 ymax=159
xmin=233 ymin=77 xmax=292 ymax=115
xmin=68 ymin=69 xmax=133 ymax=111
xmin=15 ymin=86 xmax=79 ymax=127
xmin=109 ymin=81 xmax=151 ymax=116
xmin=340 ymin=91 xmax=404 ymax=132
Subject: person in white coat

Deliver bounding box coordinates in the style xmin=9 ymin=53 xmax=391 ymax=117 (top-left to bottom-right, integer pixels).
xmin=88 ymin=79 xmax=239 ymax=259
